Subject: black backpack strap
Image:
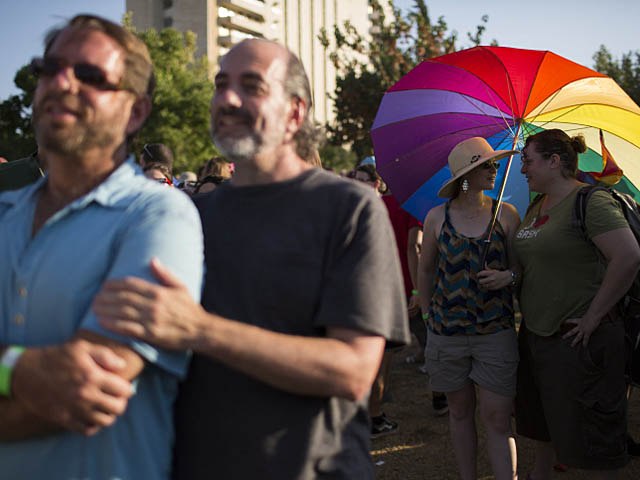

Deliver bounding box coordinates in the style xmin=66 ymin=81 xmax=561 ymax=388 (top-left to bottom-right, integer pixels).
xmin=572 ymin=185 xmax=612 ymax=240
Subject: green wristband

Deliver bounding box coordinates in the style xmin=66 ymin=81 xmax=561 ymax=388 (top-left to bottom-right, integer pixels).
xmin=0 ymin=346 xmax=25 ymax=397
xmin=411 ymin=289 xmax=419 ymax=295
xmin=422 ymin=312 xmax=429 ymax=320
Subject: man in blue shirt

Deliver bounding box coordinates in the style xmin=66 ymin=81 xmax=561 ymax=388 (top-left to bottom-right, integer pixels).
xmin=0 ymin=15 xmax=203 ymax=479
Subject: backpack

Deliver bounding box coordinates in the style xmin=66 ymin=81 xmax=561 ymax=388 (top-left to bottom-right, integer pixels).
xmin=572 ymin=185 xmax=640 ymax=386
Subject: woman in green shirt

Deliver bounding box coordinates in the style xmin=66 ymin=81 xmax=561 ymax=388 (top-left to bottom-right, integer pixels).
xmin=514 ymin=129 xmax=640 ymax=479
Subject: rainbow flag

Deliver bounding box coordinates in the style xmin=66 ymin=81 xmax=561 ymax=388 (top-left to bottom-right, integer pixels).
xmin=583 ymin=130 xmax=624 ymax=185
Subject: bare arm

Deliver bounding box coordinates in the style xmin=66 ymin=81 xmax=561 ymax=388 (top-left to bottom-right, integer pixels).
xmin=417 ymin=207 xmax=443 ymax=316
xmin=564 ymin=227 xmax=640 ymax=346
xmin=477 ymin=202 xmax=522 ymax=290
xmin=194 ymin=320 xmax=385 ymax=401
xmin=94 ymin=260 xmax=385 ymax=401
xmin=1 ymin=332 xmax=142 ymax=441
xmin=407 ymin=226 xmax=423 ymax=315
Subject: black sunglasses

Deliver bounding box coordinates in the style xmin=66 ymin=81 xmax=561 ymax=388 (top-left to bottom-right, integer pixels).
xmin=481 ymin=161 xmax=500 ymax=170
xmin=30 ymin=56 xmax=126 ymax=92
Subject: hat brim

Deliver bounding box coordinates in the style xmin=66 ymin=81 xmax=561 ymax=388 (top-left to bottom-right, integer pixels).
xmin=437 ymin=149 xmax=519 ymax=198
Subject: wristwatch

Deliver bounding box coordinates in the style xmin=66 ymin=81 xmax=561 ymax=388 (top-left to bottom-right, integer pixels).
xmin=0 ymin=346 xmax=25 ymax=396
xmin=510 ymin=270 xmax=517 ymax=287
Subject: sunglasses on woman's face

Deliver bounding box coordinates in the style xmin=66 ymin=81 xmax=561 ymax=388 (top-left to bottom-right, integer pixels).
xmin=30 ymin=56 xmax=125 ymax=92
xmin=481 ymin=161 xmax=500 ymax=170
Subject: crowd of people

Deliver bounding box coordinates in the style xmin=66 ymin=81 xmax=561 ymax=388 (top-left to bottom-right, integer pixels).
xmin=0 ymin=12 xmax=639 ymax=480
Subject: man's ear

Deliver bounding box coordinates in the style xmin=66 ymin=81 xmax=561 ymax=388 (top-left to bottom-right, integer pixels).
xmin=126 ymin=94 xmax=152 ymax=137
xmin=285 ymin=96 xmax=307 ymax=138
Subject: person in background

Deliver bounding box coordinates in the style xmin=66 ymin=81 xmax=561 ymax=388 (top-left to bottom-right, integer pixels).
xmin=514 ymin=129 xmax=640 ymax=480
xmin=0 ymin=151 xmax=46 ymax=191
xmin=354 ymin=163 xmax=408 ymax=437
xmin=197 ymin=155 xmax=233 ymax=180
xmin=419 ymin=137 xmax=521 ymax=480
xmin=143 ymin=162 xmax=173 ymax=186
xmin=140 ymin=142 xmax=174 ymax=172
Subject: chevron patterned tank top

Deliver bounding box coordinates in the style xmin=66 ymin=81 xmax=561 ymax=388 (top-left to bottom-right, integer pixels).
xmin=429 ymin=199 xmax=514 ymax=336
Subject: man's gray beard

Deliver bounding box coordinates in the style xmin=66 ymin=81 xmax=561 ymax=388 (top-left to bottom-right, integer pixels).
xmin=211 ymin=131 xmax=262 ymax=162
xmin=32 ymin=105 xmax=118 ymax=157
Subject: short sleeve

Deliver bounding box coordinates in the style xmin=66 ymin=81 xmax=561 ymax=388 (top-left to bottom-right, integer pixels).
xmin=585 ymin=190 xmax=629 ymax=239
xmin=80 ymin=190 xmax=204 ymax=378
xmin=314 ymin=193 xmax=410 ymax=346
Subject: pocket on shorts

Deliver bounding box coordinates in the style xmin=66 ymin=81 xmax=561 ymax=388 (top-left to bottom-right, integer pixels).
xmin=581 ymin=338 xmax=607 ymax=373
xmin=578 ymin=395 xmax=626 ymax=459
xmin=424 ymin=343 xmax=440 ymax=377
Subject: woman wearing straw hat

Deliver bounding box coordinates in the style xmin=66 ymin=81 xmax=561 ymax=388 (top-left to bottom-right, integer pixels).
xmin=418 ymin=137 xmax=521 ymax=480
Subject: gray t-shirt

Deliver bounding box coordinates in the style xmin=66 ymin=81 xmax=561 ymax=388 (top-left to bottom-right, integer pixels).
xmin=173 ymin=168 xmax=410 ymax=479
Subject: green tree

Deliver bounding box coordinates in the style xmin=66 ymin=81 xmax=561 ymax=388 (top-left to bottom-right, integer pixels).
xmin=0 ymin=65 xmax=38 ymax=160
xmin=318 ymin=144 xmax=358 ymax=172
xmin=0 ymin=17 xmax=216 ymax=172
xmin=319 ymin=0 xmax=491 ymax=158
xmin=126 ymin=17 xmax=216 ymax=173
xmin=593 ymin=45 xmax=640 ymax=106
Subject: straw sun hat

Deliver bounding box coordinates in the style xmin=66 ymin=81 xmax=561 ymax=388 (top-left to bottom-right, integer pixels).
xmin=437 ymin=137 xmax=519 ymax=198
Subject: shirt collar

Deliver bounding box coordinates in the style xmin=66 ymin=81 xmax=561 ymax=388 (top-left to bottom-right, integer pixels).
xmin=0 ymin=156 xmax=143 ymax=211
xmin=83 ymin=156 xmax=144 ymax=208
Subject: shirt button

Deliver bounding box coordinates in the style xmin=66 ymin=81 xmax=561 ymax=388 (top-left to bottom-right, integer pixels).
xmin=18 ymin=287 xmax=27 ymax=298
xmin=13 ymin=314 xmax=24 ymax=325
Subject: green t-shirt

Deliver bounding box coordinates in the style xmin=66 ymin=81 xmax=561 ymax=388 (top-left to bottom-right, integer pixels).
xmin=514 ymin=185 xmax=628 ymax=336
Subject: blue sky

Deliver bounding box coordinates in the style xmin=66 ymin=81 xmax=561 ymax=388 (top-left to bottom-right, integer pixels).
xmin=1 ymin=0 xmax=639 ymax=101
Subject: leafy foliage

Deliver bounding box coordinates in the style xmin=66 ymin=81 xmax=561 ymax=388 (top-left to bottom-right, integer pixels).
xmin=0 ymin=66 xmax=38 ymax=160
xmin=126 ymin=16 xmax=216 ymax=173
xmin=318 ymin=144 xmax=358 ymax=172
xmin=593 ymin=45 xmax=640 ymax=106
xmin=319 ymin=0 xmax=491 ymax=159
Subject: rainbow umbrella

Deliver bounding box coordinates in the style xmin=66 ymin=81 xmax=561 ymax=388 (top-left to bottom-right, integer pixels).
xmin=371 ymin=46 xmax=640 ymax=221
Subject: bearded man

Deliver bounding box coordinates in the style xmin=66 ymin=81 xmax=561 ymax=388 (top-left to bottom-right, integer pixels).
xmin=0 ymin=15 xmax=203 ymax=479
xmin=94 ymin=39 xmax=409 ymax=479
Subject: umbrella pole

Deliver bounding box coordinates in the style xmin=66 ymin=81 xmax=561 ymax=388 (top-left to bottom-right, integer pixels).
xmin=479 ymin=123 xmax=522 ymax=268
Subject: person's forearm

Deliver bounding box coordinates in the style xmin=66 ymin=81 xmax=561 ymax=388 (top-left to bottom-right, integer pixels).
xmin=0 ymin=397 xmax=60 ymax=442
xmin=10 ymin=337 xmax=135 ymax=437
xmin=417 ymin=269 xmax=436 ymax=316
xmin=408 ymin=250 xmax=420 ymax=293
xmin=193 ymin=314 xmax=385 ymax=401
xmin=407 ymin=227 xmax=422 ymax=292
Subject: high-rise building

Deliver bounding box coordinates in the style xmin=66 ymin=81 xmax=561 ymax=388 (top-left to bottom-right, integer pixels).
xmin=126 ymin=0 xmax=378 ymax=126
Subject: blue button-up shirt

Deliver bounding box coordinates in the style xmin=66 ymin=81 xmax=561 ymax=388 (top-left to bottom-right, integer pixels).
xmin=0 ymin=158 xmax=204 ymax=479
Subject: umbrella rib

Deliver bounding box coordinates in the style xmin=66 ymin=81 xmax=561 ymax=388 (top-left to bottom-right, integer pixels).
xmin=450 ymin=89 xmax=514 ymax=134
xmin=524 ymin=85 xmax=567 ymax=126
xmin=501 ymin=68 xmax=519 ymax=139
xmin=528 ymin=104 xmax=585 ymax=129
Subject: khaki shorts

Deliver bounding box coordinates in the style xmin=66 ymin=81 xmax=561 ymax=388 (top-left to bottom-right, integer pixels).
xmin=425 ymin=327 xmax=519 ymax=397
xmin=515 ymin=320 xmax=628 ymax=470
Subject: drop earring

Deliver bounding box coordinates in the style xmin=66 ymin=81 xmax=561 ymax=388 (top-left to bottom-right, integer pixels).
xmin=462 ymin=179 xmax=469 ymax=193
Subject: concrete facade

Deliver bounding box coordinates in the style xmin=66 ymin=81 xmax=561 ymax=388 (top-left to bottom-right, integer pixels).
xmin=126 ymin=0 xmax=377 ymax=125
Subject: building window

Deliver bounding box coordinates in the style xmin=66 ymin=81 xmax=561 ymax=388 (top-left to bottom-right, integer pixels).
xmin=164 ymin=16 xmax=173 ymax=27
xmin=163 ymin=0 xmax=173 ymax=9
